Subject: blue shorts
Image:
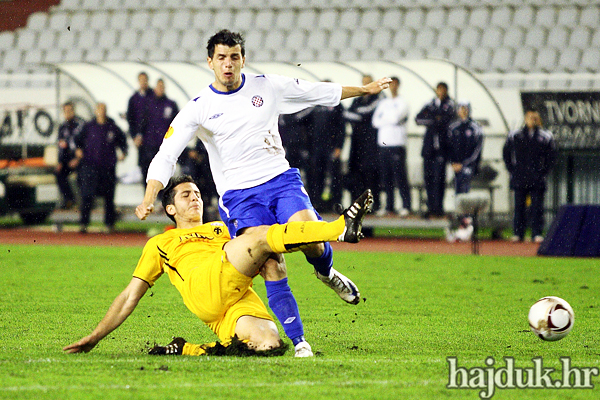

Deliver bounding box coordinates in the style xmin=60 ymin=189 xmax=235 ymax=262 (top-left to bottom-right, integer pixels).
xmin=219 ymin=168 xmax=321 ymax=237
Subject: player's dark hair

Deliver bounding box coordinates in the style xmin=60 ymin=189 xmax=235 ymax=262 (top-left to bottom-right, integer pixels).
xmin=391 ymin=76 xmax=400 ymax=84
xmin=207 ymin=29 xmax=245 ymax=58
xmin=62 ymin=101 xmax=74 ymax=109
xmin=138 ymin=72 xmax=148 ymax=79
xmin=162 ymin=175 xmax=198 ymax=223
xmin=436 ymin=81 xmax=448 ymax=90
xmin=524 ymin=106 xmax=540 ymax=114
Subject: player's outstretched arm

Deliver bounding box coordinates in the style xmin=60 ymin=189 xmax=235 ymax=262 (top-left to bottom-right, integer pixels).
xmin=63 ymin=278 xmax=148 ymax=353
xmin=340 ymin=77 xmax=392 ymax=100
xmin=135 ymin=179 xmax=164 ymax=220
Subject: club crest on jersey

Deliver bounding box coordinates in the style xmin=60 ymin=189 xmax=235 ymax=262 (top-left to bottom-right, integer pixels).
xmin=251 ymin=95 xmax=264 ymax=107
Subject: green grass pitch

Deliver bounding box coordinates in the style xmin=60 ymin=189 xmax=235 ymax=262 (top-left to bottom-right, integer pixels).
xmin=0 ymin=244 xmax=598 ymax=399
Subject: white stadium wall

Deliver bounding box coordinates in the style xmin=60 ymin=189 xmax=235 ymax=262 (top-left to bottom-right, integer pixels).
xmin=2 ymin=60 xmax=529 ymax=211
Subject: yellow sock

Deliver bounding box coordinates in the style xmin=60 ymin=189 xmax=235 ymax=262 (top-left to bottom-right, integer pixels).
xmin=266 ymin=216 xmax=345 ymax=253
xmin=182 ymin=338 xmax=242 ymax=356
xmin=182 ymin=342 xmax=210 ymax=356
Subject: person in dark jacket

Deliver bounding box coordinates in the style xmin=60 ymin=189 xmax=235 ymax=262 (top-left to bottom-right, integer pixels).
xmin=345 ymin=74 xmax=383 ymax=208
xmin=126 ymin=72 xmax=154 ymax=172
xmin=55 ymin=101 xmax=85 ymax=209
xmin=415 ymin=82 xmax=455 ymax=218
xmin=73 ymin=103 xmax=128 ymax=233
xmin=278 ymin=111 xmax=309 ymax=176
xmin=298 ymin=94 xmax=346 ymax=212
xmin=448 ymin=101 xmax=483 ymax=195
xmin=139 ymin=79 xmax=178 ymax=184
xmin=503 ymin=109 xmax=556 ymax=243
xmin=179 ymin=140 xmax=219 ymax=221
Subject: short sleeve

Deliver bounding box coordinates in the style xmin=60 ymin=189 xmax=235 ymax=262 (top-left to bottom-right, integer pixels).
xmin=132 ymin=237 xmax=164 ymax=286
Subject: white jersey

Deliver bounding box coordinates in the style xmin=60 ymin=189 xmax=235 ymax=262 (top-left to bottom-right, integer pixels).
xmin=371 ymin=95 xmax=409 ymax=147
xmin=147 ymin=73 xmax=342 ymax=196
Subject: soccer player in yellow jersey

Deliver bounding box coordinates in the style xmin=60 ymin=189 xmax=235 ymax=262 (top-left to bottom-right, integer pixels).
xmin=64 ymin=175 xmax=373 ymax=356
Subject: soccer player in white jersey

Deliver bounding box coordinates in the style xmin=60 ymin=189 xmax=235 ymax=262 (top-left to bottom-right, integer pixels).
xmin=136 ymin=29 xmax=391 ymax=357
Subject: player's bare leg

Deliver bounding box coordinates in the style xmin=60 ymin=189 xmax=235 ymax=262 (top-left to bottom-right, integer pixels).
xmin=149 ymin=316 xmax=282 ymax=356
xmin=234 ymin=316 xmax=281 ymax=350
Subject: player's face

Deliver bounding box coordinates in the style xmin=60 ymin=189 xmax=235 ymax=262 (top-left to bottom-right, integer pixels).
xmin=138 ymin=74 xmax=149 ymax=91
xmin=95 ymin=103 xmax=107 ymax=123
xmin=155 ymin=80 xmax=165 ymax=97
xmin=525 ymin=111 xmax=541 ymax=129
xmin=389 ymin=79 xmax=399 ymax=96
xmin=63 ymin=104 xmax=75 ymax=121
xmin=170 ymin=182 xmax=203 ymax=224
xmin=458 ymin=105 xmax=469 ymax=120
xmin=436 ymin=85 xmax=448 ymax=100
xmin=208 ymin=44 xmax=245 ymax=92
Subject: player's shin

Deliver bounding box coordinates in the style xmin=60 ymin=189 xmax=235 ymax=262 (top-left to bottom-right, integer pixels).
xmin=265 ymin=278 xmax=305 ymax=346
xmin=305 ymin=241 xmax=333 ymax=277
xmin=266 ymin=217 xmax=345 ymax=253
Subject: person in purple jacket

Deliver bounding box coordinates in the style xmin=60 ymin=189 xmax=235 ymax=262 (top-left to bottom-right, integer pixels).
xmin=139 ymin=79 xmax=179 ymax=184
xmin=126 ymin=72 xmax=154 ymax=174
xmin=73 ymin=103 xmax=128 ymax=233
xmin=55 ymin=101 xmax=85 ymax=209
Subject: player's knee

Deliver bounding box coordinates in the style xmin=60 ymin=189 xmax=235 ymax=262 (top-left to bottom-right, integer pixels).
xmin=259 ymin=253 xmax=287 ymax=281
xmin=302 ymin=242 xmax=324 ymax=258
xmin=247 ymin=324 xmax=282 ymax=351
xmin=240 ymin=225 xmax=270 ymax=243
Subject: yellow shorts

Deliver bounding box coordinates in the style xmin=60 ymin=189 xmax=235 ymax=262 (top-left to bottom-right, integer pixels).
xmin=184 ymin=249 xmax=273 ymax=342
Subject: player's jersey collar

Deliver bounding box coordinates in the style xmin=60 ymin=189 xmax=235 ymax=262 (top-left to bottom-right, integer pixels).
xmin=209 ymin=74 xmax=246 ymax=95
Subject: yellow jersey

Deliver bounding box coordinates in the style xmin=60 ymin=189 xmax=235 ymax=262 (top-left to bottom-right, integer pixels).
xmin=133 ymin=221 xmax=231 ymax=318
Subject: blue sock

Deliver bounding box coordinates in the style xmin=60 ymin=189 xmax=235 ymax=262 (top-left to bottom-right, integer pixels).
xmin=305 ymin=242 xmax=333 ymax=276
xmin=265 ymin=278 xmax=305 ymax=345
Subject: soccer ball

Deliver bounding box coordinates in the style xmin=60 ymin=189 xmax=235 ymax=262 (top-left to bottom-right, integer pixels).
xmin=528 ymin=296 xmax=574 ymax=341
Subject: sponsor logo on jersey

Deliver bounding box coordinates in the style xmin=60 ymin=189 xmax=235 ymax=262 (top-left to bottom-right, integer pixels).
xmin=164 ymin=126 xmax=174 ymax=139
xmin=209 ymin=113 xmax=223 ymax=120
xmin=251 ymin=95 xmax=264 ymax=107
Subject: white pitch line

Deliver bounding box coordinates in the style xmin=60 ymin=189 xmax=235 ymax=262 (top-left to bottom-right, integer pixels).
xmin=1 ymin=379 xmax=442 ymax=393
xmin=9 ymin=357 xmax=448 ymax=365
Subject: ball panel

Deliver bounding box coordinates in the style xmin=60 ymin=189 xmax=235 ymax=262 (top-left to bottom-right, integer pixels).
xmin=528 ymin=296 xmax=574 ymax=341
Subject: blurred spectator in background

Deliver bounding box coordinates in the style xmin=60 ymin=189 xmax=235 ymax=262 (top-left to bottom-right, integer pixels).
xmin=503 ymin=108 xmax=556 ymax=243
xmin=298 ymin=81 xmax=346 ymax=212
xmin=372 ymin=76 xmax=411 ymax=217
xmin=73 ymin=103 xmax=128 ymax=233
xmin=345 ymin=74 xmax=382 ymax=209
xmin=445 ymin=100 xmax=483 ymax=242
xmin=55 ymin=101 xmax=84 ymax=209
xmin=278 ymin=111 xmax=309 ymax=177
xmin=126 ymin=72 xmax=154 ymax=177
xmin=448 ymin=101 xmax=483 ymax=196
xmin=179 ymin=140 xmax=219 ymax=221
xmin=140 ymin=79 xmax=178 ymax=184
xmin=416 ymin=82 xmax=455 ymax=218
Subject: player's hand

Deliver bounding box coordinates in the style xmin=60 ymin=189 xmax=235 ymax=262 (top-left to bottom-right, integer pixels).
xmin=63 ymin=336 xmax=98 ymax=353
xmin=135 ymin=201 xmax=155 ymax=220
xmin=364 ymin=77 xmax=392 ymax=95
xmin=452 ymin=163 xmax=463 ymax=173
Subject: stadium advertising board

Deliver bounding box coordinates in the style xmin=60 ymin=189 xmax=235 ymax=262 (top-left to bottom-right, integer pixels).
xmin=521 ymin=92 xmax=600 ymax=151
